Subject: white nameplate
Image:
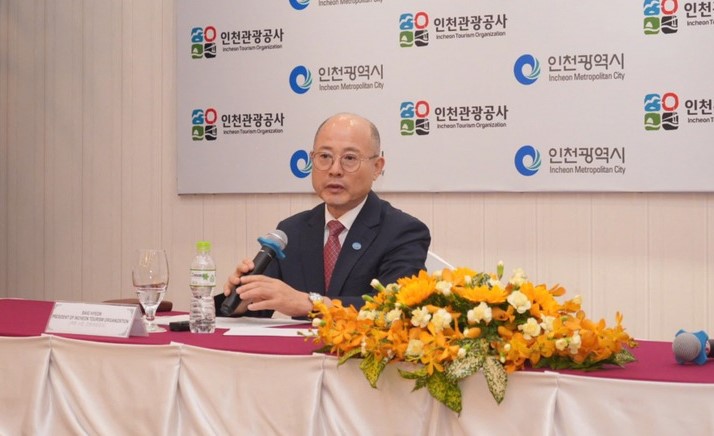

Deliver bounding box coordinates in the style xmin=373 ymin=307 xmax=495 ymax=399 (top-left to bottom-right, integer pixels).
xmin=46 ymin=302 xmax=148 ymax=338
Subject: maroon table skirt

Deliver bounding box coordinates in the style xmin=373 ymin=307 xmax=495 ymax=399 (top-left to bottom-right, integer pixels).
xmin=0 ymin=298 xmax=319 ymax=355
xmin=2 ymin=298 xmax=713 ymax=384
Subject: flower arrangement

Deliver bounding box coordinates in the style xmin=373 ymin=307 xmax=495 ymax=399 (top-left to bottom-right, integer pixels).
xmin=309 ymin=263 xmax=637 ymax=413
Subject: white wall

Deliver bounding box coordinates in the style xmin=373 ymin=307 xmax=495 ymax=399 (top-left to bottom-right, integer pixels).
xmin=1 ymin=0 xmax=713 ymax=341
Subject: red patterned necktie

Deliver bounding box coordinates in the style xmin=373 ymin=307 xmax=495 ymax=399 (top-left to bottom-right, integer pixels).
xmin=324 ymin=220 xmax=345 ymax=290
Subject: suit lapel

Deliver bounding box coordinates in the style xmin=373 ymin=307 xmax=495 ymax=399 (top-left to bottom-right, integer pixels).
xmin=328 ymin=192 xmax=381 ymax=297
xmin=302 ymin=205 xmax=327 ymax=293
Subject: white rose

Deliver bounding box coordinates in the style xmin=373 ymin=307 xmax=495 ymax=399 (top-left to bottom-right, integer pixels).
xmin=406 ymin=339 xmax=424 ymax=357
xmin=467 ymin=302 xmax=493 ymax=324
xmin=411 ymin=307 xmax=431 ymax=328
xmin=509 ymin=268 xmax=528 ymax=287
xmin=431 ymin=308 xmax=453 ymax=333
xmin=357 ymin=309 xmax=378 ymax=321
xmin=540 ymin=315 xmax=555 ymax=333
xmin=435 ymin=280 xmax=452 ymax=296
xmin=507 ymin=290 xmax=532 ymax=314
xmin=518 ymin=317 xmax=542 ymax=340
xmin=385 ymin=308 xmax=403 ymax=325
xmin=569 ymin=331 xmax=582 ymax=354
xmin=555 ymin=338 xmax=568 ymax=351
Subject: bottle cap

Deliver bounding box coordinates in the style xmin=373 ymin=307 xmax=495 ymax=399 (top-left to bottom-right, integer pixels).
xmin=196 ymin=241 xmax=211 ymax=252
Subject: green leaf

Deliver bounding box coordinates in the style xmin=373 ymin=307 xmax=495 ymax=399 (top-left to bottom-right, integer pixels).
xmin=426 ymin=371 xmax=462 ymax=414
xmin=445 ymin=352 xmax=483 ymax=382
xmin=398 ymin=367 xmax=429 ymax=391
xmin=360 ymin=353 xmax=386 ymax=388
xmin=313 ymin=344 xmax=332 ymax=354
xmin=398 ymin=366 xmax=428 ymax=380
xmin=414 ymin=376 xmax=428 ymax=391
xmin=482 ymin=357 xmax=508 ymax=404
xmin=613 ymin=349 xmax=637 ymax=367
xmin=337 ymin=347 xmax=363 ymax=365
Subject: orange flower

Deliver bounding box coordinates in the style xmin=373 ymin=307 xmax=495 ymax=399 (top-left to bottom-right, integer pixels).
xmin=309 ymin=264 xmax=637 ymax=412
xmin=497 ymin=325 xmax=513 ymax=339
xmin=396 ymin=271 xmax=436 ymax=306
xmin=454 ymin=284 xmax=508 ymax=304
xmin=441 ymin=267 xmax=479 ymax=286
xmin=464 ymin=327 xmax=482 ymax=338
xmin=492 ymin=306 xmax=515 ymax=322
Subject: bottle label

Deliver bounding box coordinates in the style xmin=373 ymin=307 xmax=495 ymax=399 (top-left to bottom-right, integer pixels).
xmin=190 ymin=269 xmax=216 ymax=287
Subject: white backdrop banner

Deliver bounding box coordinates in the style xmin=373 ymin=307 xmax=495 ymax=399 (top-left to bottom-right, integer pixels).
xmin=177 ymin=0 xmax=714 ymax=193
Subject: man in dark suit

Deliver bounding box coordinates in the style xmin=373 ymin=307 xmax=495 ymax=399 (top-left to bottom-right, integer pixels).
xmin=217 ymin=112 xmax=431 ymax=318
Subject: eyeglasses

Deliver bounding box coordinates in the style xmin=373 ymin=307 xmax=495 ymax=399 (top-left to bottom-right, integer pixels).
xmin=310 ymin=151 xmax=379 ymax=173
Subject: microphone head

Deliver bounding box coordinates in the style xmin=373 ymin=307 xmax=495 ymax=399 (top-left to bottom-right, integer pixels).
xmin=257 ymin=230 xmax=288 ymax=260
xmin=673 ymin=330 xmax=709 ymax=365
xmin=264 ymin=229 xmax=288 ymax=250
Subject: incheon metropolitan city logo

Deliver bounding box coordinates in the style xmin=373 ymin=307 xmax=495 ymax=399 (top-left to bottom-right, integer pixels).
xmin=514 ymin=145 xmax=541 ymax=176
xmin=514 ymin=54 xmax=541 ymax=85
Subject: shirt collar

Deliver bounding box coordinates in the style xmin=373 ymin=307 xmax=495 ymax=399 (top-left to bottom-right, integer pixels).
xmin=324 ymin=196 xmax=368 ymax=232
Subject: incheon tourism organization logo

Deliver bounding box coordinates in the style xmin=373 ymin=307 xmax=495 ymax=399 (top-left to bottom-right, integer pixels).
xmin=400 ymin=101 xmax=430 ymax=136
xmin=643 ymin=0 xmax=679 ymax=34
xmin=399 ymin=12 xmax=429 ymax=47
xmin=191 ymin=108 xmax=218 ymax=141
xmin=644 ymin=92 xmax=679 ymax=130
xmin=190 ymin=26 xmax=217 ymax=59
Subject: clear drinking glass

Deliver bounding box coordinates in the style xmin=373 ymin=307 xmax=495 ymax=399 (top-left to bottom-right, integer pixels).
xmin=131 ymin=249 xmax=169 ymax=333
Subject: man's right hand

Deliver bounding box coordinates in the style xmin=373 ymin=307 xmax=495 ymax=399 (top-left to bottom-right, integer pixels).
xmin=222 ymin=258 xmax=255 ymax=315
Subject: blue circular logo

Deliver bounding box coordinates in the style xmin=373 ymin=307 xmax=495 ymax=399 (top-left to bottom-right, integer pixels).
xmin=514 ymin=54 xmax=541 ymax=85
xmin=514 ymin=145 xmax=541 ymax=176
xmin=289 ymin=66 xmax=313 ymax=94
xmin=289 ymin=0 xmax=310 ymax=11
xmin=290 ymin=150 xmax=312 ymax=178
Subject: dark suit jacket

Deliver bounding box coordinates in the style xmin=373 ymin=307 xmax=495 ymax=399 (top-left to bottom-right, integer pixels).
xmin=217 ymin=191 xmax=430 ymax=317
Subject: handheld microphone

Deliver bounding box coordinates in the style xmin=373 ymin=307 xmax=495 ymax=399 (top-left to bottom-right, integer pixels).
xmin=219 ymin=230 xmax=288 ymax=316
xmin=672 ymin=329 xmax=714 ymax=365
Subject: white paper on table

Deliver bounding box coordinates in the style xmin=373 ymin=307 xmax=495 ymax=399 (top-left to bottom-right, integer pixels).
xmin=155 ymin=314 xmax=189 ymax=325
xmin=155 ymin=314 xmax=309 ymax=330
xmin=223 ymin=326 xmax=312 ymax=337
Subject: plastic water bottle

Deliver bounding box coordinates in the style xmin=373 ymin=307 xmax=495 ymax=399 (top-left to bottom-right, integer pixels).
xmin=190 ymin=241 xmax=216 ymax=333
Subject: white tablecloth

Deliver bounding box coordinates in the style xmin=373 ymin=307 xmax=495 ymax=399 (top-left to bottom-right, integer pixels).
xmin=1 ymin=335 xmax=713 ymax=436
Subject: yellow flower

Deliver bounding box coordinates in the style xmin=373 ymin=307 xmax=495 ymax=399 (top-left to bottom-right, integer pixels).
xmin=309 ymin=264 xmax=637 ymax=414
xmin=396 ymin=271 xmax=436 ymax=306
xmin=442 ymin=267 xmax=479 ymax=286
xmin=454 ymin=284 xmax=508 ymax=304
